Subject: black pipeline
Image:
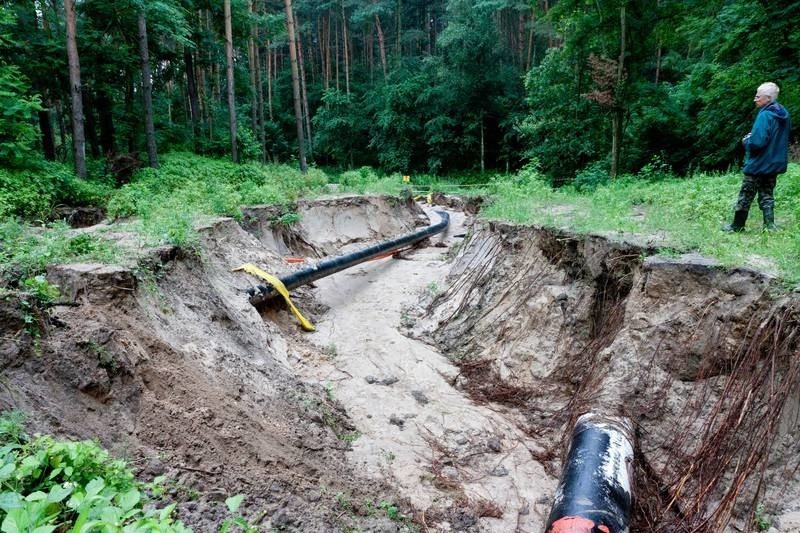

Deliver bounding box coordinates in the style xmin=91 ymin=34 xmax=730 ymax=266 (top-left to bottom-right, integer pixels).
xmin=545 ymin=413 xmax=634 ymax=533
xmin=247 ymin=210 xmax=450 ymax=306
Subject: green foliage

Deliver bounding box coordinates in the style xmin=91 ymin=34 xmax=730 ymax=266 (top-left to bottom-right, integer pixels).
xmin=573 ymin=161 xmax=611 ymax=192
xmin=312 ymin=89 xmax=375 ymax=168
xmin=0 ymin=220 xmax=119 ymax=287
xmin=378 ymin=500 xmax=399 ymax=521
xmin=21 ymin=275 xmax=59 ymax=305
xmin=753 ymin=503 xmax=772 ymax=531
xmin=276 ymin=212 xmax=301 ymax=226
xmin=367 ymin=68 xmax=430 ymax=172
xmin=485 ymin=162 xmax=800 ymax=284
xmin=219 ymin=494 xmax=258 ymax=533
xmin=0 ymin=411 xmax=189 ymax=532
xmin=0 ymin=8 xmax=41 ymax=167
xmin=336 ymin=167 xmax=384 ymax=194
xmin=106 ymin=153 xmax=329 ymax=246
xmin=0 ymin=162 xmax=114 ymax=220
xmin=520 ymin=48 xmax=606 ymax=185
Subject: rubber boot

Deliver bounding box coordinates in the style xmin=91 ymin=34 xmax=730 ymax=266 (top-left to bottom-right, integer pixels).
xmin=721 ymin=210 xmax=748 ymax=232
xmin=762 ymin=207 xmax=776 ymax=231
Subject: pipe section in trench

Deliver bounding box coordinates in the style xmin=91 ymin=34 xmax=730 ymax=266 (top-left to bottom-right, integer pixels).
xmin=247 ymin=210 xmax=450 ymax=306
xmin=545 ymin=413 xmax=634 ymax=533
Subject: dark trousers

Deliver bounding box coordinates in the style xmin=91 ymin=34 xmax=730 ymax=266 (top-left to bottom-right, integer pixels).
xmin=735 ymin=173 xmax=776 ymax=212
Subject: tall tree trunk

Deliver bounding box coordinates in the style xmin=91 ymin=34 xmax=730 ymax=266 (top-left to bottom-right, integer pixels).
xmin=375 ymin=13 xmax=387 ymax=79
xmin=480 ymin=117 xmax=485 ymax=173
xmin=325 ymin=13 xmax=331 ymax=88
xmin=610 ymin=4 xmax=626 ymax=179
xmin=396 ymin=0 xmax=401 ymax=60
xmin=341 ymin=1 xmax=350 ymax=95
xmin=655 ymin=41 xmax=662 ymax=84
xmin=138 ymin=11 xmax=159 ymax=168
xmin=38 ymin=108 xmax=56 ymax=161
xmin=224 ymin=0 xmax=238 ymax=163
xmin=425 ymin=5 xmax=431 ymax=55
xmin=56 ymin=101 xmax=67 ymax=157
xmin=518 ymin=10 xmax=525 ymax=66
xmin=297 ymin=32 xmax=312 ymax=155
xmin=284 ymin=0 xmax=307 ymax=172
xmin=266 ymin=39 xmax=274 ymax=121
xmin=125 ymin=72 xmax=136 ymax=153
xmin=526 ymin=17 xmax=535 ymax=69
xmin=253 ymin=5 xmax=265 ymax=162
xmin=334 ymin=16 xmax=340 ymax=92
xmin=248 ymin=28 xmax=258 ymax=136
xmin=65 ymin=0 xmax=85 ymax=177
xmin=184 ymin=48 xmax=200 ymax=143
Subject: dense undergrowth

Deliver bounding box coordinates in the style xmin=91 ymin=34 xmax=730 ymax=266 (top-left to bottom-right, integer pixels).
xmin=1 ymin=152 xmax=799 ymax=290
xmin=0 ymin=412 xmax=192 ymax=532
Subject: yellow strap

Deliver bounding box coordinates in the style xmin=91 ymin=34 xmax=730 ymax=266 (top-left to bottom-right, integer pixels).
xmin=412 ymin=194 xmax=434 ymax=204
xmin=233 ymin=263 xmax=316 ymax=332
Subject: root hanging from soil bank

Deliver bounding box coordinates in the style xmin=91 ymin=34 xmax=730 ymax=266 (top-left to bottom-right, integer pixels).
xmin=636 ymin=300 xmax=800 ymax=531
xmin=3 ymin=194 xmax=800 ymax=531
xmin=418 ymin=220 xmax=800 ymax=531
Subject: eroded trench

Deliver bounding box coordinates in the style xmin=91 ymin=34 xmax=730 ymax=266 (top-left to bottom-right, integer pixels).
xmin=1 ymin=196 xmax=799 ymax=532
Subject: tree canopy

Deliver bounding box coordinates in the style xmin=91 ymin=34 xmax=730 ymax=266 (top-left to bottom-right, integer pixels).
xmin=0 ymin=0 xmax=797 ymax=184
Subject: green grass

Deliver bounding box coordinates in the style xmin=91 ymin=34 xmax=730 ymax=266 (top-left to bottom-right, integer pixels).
xmin=0 ymin=219 xmax=120 ymax=287
xmin=482 ymin=163 xmax=800 ymax=285
xmin=2 ymin=152 xmax=797 ymax=288
xmin=105 ymin=152 xmax=330 ymax=247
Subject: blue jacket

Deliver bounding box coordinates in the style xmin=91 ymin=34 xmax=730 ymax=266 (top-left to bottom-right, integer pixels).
xmin=743 ymin=101 xmax=791 ymax=176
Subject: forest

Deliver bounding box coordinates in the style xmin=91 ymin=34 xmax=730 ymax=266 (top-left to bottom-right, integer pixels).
xmin=0 ymin=0 xmax=798 ymax=186
xmin=2 ymin=3 xmax=800 ymax=531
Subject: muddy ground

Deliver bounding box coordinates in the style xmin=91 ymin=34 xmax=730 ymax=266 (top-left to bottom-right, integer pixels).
xmin=1 ymin=195 xmax=799 ymax=532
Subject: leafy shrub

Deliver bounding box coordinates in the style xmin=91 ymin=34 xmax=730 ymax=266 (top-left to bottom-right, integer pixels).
xmin=573 ymin=161 xmax=611 ymax=192
xmin=236 ymin=126 xmax=262 ymax=163
xmin=337 ymin=167 xmax=381 ymax=194
xmin=104 ymin=153 xmax=332 ymax=246
xmin=21 ymin=275 xmax=59 ymax=305
xmin=0 ymin=411 xmax=190 ymax=532
xmin=0 ymin=162 xmax=113 ymax=220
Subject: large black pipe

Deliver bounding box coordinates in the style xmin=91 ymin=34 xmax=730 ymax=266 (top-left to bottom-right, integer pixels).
xmin=248 ymin=210 xmax=449 ymax=306
xmin=545 ymin=413 xmax=634 ymax=533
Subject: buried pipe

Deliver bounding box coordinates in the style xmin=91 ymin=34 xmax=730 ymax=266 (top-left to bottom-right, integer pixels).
xmin=545 ymin=413 xmax=634 ymax=533
xmin=247 ymin=210 xmax=449 ymax=306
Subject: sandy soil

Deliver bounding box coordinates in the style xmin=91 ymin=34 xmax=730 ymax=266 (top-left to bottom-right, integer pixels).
xmin=2 ymin=194 xmax=799 ymax=532
xmin=288 ymin=206 xmax=556 ymax=531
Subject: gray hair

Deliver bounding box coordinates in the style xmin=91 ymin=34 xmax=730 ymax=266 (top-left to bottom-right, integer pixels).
xmin=757 ymin=82 xmax=779 ymax=102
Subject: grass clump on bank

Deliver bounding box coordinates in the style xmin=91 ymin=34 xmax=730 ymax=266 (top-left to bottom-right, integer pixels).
xmin=0 ymin=153 xmax=331 ymax=286
xmin=106 ymin=153 xmax=329 ymax=247
xmin=483 ymin=163 xmax=800 ymax=284
xmin=0 ymin=220 xmax=119 ymax=287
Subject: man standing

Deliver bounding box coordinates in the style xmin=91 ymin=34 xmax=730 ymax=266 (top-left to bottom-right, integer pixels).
xmin=722 ymin=82 xmax=791 ymax=232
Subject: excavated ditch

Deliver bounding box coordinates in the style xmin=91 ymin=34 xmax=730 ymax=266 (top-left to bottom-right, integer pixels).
xmin=1 ymin=195 xmax=799 ymax=532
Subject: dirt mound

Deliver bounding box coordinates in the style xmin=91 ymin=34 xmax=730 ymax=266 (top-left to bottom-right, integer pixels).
xmin=0 ymin=196 xmax=423 ymax=531
xmin=3 ymin=194 xmax=799 ymax=532
xmin=417 ymin=221 xmax=800 ymax=531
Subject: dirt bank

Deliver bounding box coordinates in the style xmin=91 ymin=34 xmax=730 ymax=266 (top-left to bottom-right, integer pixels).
xmin=1 ymin=195 xmax=798 ymax=532
xmin=416 ymin=220 xmax=800 ymax=531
